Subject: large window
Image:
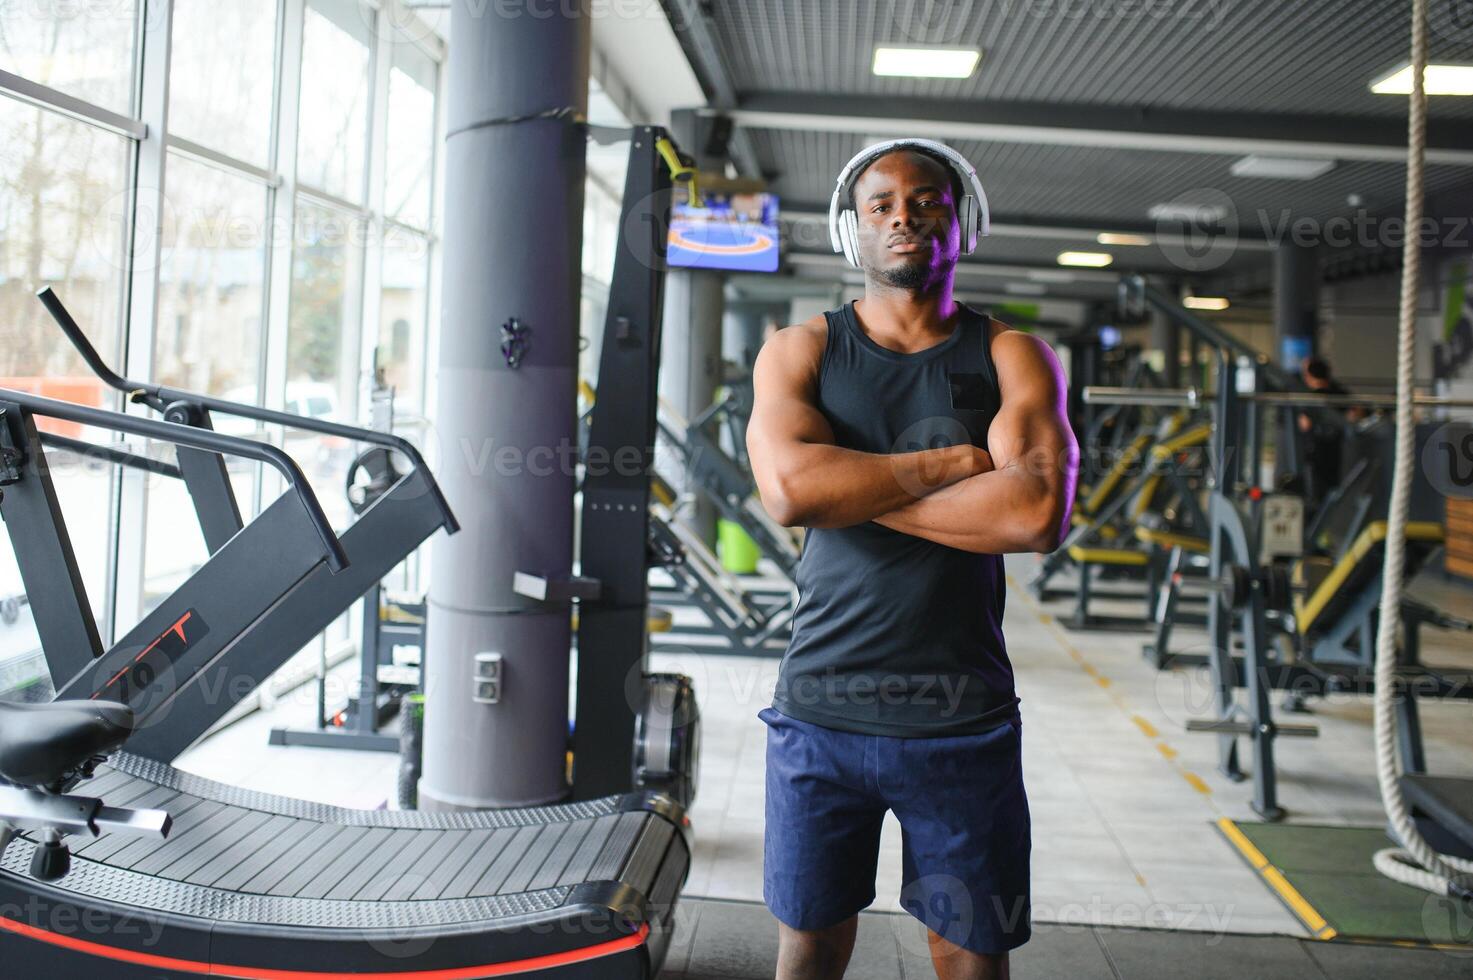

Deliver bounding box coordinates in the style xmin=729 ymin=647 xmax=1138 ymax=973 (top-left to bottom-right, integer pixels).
xmin=379 ymin=228 xmax=430 ymax=413
xmin=287 ymin=199 xmax=364 ymax=529
xmin=153 ymin=153 xmax=269 ymax=399
xmin=0 ymin=100 xmax=130 ymax=382
xmin=0 ymin=2 xmax=138 ymax=113
xmin=379 ymin=38 xmax=436 ymax=417
xmin=0 ymin=1 xmax=444 ymax=703
xmin=168 ymin=0 xmax=278 ymax=167
xmin=0 ymin=94 xmax=132 ymax=698
xmin=580 ymin=79 xmax=631 ymax=385
xmin=142 ymin=152 xmax=271 ymax=613
xmin=298 ymin=0 xmax=373 ymax=203
xmin=385 ymin=43 xmax=436 ymax=230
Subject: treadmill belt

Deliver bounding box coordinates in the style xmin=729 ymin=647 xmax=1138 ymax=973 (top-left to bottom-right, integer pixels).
xmin=2 ymin=752 xmax=685 ymax=931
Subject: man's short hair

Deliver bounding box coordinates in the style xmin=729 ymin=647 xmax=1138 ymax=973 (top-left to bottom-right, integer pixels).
xmin=1303 ymin=356 xmax=1331 ymax=381
xmin=847 ymin=145 xmax=966 ymax=213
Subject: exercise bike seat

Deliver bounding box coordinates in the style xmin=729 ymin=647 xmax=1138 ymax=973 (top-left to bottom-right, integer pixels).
xmin=0 ymin=700 xmax=133 ymax=790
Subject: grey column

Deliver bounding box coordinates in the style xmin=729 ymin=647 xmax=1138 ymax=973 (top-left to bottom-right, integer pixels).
xmin=724 ymin=300 xmax=783 ymax=371
xmin=659 ymin=109 xmax=725 ymax=546
xmin=1150 ymin=288 xmax=1181 ymax=387
xmin=421 ymin=1 xmax=589 ymax=810
xmin=1274 ymin=242 xmax=1320 ymax=371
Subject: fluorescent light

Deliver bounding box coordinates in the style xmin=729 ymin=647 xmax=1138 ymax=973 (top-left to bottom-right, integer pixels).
xmin=1004 ymin=282 xmax=1046 ymax=296
xmin=1371 ymin=63 xmax=1473 ymax=96
xmin=1230 ymin=155 xmax=1336 ymax=180
xmin=1183 ymin=295 xmax=1230 ymax=311
xmin=1057 ymin=251 xmax=1113 ymax=268
xmin=1027 ymin=269 xmax=1076 ymax=283
xmin=1096 ymin=232 xmax=1152 ymax=246
xmin=872 ymin=46 xmax=981 ymax=79
xmin=1148 ymin=202 xmax=1229 ymax=223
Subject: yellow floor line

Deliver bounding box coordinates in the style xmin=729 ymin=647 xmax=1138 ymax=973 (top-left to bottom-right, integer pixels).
xmin=1181 ymin=771 xmax=1212 ymax=796
xmin=1015 ymin=581 xmax=1218 ymax=813
xmin=1217 ymin=817 xmax=1338 ymax=941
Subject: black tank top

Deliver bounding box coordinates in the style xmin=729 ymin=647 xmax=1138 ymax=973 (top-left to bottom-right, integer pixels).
xmin=771 ymin=300 xmax=1019 ymax=737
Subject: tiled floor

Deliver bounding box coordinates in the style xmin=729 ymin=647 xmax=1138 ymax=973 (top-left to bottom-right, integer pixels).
xmin=661 ymin=897 xmax=1473 ymax=980
xmin=175 ymin=553 xmax=1473 ymax=944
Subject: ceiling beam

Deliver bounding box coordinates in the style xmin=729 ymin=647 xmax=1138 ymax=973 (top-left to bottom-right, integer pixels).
xmin=780 ymin=203 xmax=1275 ymax=251
xmin=730 ymin=92 xmax=1473 ymax=167
xmin=663 ymin=0 xmax=763 ymax=178
xmin=784 ymin=252 xmax=1122 ymax=284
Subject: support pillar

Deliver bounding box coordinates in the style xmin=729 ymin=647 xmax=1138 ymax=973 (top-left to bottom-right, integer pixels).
xmin=421 ymin=0 xmax=589 ymax=810
xmin=1274 ymin=241 xmax=1320 ymax=372
xmin=1151 ymin=306 xmax=1181 ymax=387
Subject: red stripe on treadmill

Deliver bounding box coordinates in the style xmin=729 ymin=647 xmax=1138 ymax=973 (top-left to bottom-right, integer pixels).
xmin=0 ymin=914 xmax=650 ymax=979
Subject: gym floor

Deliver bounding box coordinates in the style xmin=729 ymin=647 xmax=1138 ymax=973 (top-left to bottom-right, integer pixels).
xmin=175 ymin=553 xmax=1473 ymax=976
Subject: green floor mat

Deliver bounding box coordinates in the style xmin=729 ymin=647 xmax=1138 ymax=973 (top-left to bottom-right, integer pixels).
xmin=1224 ymin=820 xmax=1473 ymax=947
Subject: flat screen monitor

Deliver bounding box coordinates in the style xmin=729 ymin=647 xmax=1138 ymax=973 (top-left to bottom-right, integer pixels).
xmin=667 ymin=190 xmax=780 ymax=273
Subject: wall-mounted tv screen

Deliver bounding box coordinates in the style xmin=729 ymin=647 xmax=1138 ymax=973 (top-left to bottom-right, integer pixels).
xmin=667 ymin=190 xmax=780 ymax=273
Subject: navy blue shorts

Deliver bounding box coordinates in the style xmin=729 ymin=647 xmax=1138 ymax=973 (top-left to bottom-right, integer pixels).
xmin=760 ymin=705 xmax=1030 ymax=954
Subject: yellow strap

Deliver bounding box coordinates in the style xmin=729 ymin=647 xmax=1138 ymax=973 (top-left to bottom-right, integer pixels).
xmin=1128 ymin=473 xmax=1165 ymax=519
xmin=1134 ymin=526 xmax=1210 ymax=554
xmin=656 ymin=136 xmax=702 ymax=207
xmin=1149 ymin=421 xmax=1212 ymax=461
xmin=647 ymin=606 xmax=674 ymax=633
xmin=573 ymin=608 xmax=673 ymax=634
xmin=1295 ymin=520 xmax=1445 ymax=634
xmin=1082 ymin=432 xmax=1152 ymax=514
xmin=1068 ymin=545 xmax=1150 ymax=566
xmin=650 ymin=474 xmax=677 ymax=508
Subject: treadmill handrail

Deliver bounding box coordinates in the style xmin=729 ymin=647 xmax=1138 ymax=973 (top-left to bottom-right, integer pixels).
xmin=36 ymin=287 xmax=458 ymax=534
xmin=0 ymin=387 xmax=349 ymax=572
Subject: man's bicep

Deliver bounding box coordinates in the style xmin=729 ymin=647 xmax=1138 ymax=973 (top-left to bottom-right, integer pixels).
xmin=986 ymin=334 xmax=1076 ymax=477
xmin=748 ymin=334 xmax=834 ymax=451
xmin=747 ymin=332 xmax=836 ymax=499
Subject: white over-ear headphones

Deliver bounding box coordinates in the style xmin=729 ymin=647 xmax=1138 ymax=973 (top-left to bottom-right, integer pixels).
xmin=828 ymin=138 xmax=990 ymax=268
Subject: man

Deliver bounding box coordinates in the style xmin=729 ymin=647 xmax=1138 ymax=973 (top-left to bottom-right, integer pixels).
xmin=747 ymin=139 xmax=1078 ymax=980
xmin=1295 ymin=356 xmax=1361 ymax=510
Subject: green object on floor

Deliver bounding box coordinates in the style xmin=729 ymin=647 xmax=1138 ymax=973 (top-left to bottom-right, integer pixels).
xmin=1230 ymin=820 xmax=1473 ymax=946
xmin=718 ymin=518 xmax=760 ymax=574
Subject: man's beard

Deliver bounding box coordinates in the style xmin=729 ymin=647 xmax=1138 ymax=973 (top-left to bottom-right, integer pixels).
xmin=868 ymin=254 xmax=954 ymax=291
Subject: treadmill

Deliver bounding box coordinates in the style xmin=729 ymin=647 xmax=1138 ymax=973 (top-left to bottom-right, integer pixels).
xmin=0 ymin=382 xmax=690 ymax=979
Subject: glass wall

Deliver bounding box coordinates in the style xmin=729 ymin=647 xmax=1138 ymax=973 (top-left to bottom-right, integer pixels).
xmin=580 ymin=78 xmax=632 ymax=387
xmin=0 ymin=84 xmax=133 ymax=698
xmin=0 ymin=2 xmax=139 ymax=112
xmin=168 ymin=0 xmax=277 ymax=166
xmin=153 ymin=153 xmax=269 ymax=400
xmin=0 ymin=0 xmax=444 ymax=701
xmin=298 ymin=0 xmax=373 ymax=203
